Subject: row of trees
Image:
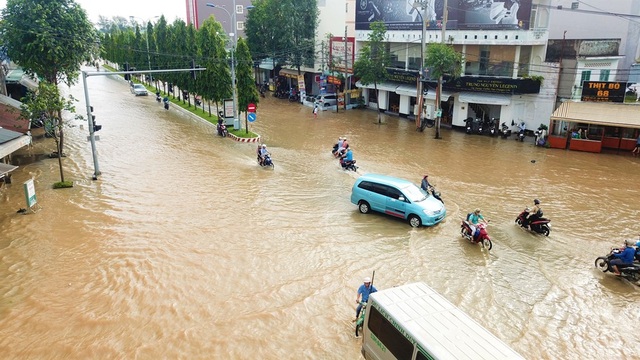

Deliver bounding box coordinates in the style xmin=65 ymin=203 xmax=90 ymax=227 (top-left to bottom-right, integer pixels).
xmin=100 ymin=16 xmax=259 ymax=120
xmin=245 ymin=0 xmax=319 ymax=75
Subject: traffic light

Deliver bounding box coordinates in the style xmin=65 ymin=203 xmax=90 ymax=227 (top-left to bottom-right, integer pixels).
xmin=90 ymin=106 xmax=102 ymax=132
xmin=124 ymin=62 xmax=130 ymax=81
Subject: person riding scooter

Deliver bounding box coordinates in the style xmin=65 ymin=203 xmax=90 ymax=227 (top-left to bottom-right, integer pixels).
xmin=467 ymin=209 xmax=488 ymax=240
xmin=523 ymin=199 xmax=542 ymax=229
xmin=340 ymin=148 xmax=355 ymax=169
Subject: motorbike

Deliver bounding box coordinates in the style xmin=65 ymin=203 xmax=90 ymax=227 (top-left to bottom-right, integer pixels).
xmin=500 ymin=122 xmax=512 ymax=139
xmin=595 ymin=248 xmax=640 ymax=283
xmin=162 ymin=98 xmax=169 ymax=110
xmin=515 ymin=208 xmax=551 ymax=236
xmin=488 ymin=118 xmax=497 ymax=136
xmin=474 ymin=118 xmax=483 ymax=135
xmin=340 ymin=158 xmax=358 ymax=172
xmin=460 ymin=221 xmax=492 ymax=250
xmin=259 ymin=154 xmax=274 ymax=168
xmin=155 ymin=92 xmax=162 ymax=103
xmin=465 ymin=117 xmax=473 ymax=134
xmin=355 ymin=301 xmax=367 ymax=337
xmin=516 ymin=123 xmax=526 ymax=141
xmin=216 ymin=123 xmax=228 ymax=137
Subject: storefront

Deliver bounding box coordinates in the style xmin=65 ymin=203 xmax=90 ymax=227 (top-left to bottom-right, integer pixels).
xmin=548 ymin=101 xmax=640 ymax=153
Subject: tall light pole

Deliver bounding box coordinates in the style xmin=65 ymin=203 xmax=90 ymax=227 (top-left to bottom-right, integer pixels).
xmin=207 ymin=2 xmax=238 ymax=126
xmin=411 ymin=2 xmax=427 ymax=129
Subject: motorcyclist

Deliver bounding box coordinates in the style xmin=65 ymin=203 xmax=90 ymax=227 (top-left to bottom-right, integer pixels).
xmin=259 ymin=144 xmax=270 ymax=165
xmin=610 ymin=240 xmax=636 ymax=276
xmin=420 ymin=175 xmax=443 ymax=203
xmin=341 ymin=148 xmax=354 ymax=168
xmin=467 ymin=209 xmax=488 ymax=239
xmin=523 ymin=199 xmax=542 ymax=229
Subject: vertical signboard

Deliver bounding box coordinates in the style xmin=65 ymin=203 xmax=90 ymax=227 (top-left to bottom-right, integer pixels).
xmin=329 ymin=36 xmax=355 ymax=73
xmin=23 ymin=178 xmax=37 ymax=210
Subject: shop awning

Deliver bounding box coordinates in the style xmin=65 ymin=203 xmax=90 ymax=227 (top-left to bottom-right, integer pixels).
xmin=424 ymin=90 xmax=452 ymax=101
xmin=458 ymin=92 xmax=511 ymax=105
xmin=550 ymin=101 xmax=640 ymax=128
xmin=395 ymin=84 xmax=418 ymax=97
xmin=279 ymin=68 xmax=301 ymax=79
xmin=0 ymin=130 xmax=31 ymax=159
xmin=355 ymin=81 xmax=399 ymax=92
xmin=0 ymin=162 xmax=18 ymax=178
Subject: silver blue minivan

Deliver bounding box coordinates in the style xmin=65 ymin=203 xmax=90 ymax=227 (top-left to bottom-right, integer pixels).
xmin=350 ymin=173 xmax=446 ymax=227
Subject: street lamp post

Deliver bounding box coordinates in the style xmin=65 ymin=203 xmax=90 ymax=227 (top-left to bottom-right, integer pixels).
xmin=207 ymin=2 xmax=238 ymax=127
xmin=412 ymin=1 xmax=428 ymax=130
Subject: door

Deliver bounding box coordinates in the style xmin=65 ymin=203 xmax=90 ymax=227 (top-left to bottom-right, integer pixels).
xmin=384 ymin=186 xmax=407 ymax=219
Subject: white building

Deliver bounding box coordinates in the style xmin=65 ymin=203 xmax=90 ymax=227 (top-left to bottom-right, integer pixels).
xmin=354 ymin=0 xmax=557 ymax=132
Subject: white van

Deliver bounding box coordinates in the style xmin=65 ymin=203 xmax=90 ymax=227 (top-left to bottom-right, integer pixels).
xmin=361 ymin=282 xmax=525 ymax=360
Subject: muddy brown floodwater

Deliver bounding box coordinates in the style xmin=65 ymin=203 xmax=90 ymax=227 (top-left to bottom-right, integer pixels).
xmin=1 ymin=71 xmax=640 ymax=359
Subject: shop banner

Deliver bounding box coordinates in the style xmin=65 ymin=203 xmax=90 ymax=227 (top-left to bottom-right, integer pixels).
xmin=581 ymin=81 xmax=628 ymax=103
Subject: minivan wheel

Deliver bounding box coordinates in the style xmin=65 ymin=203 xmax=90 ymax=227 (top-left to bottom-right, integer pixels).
xmin=408 ymin=215 xmax=421 ymax=228
xmin=358 ymin=201 xmax=370 ymax=214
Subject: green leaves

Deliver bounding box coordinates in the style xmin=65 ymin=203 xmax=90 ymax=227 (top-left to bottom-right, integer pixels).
xmin=424 ymin=43 xmax=463 ymax=79
xmin=0 ymin=0 xmax=97 ymax=86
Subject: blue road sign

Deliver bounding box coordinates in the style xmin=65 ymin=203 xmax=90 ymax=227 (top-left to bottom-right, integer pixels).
xmin=248 ymin=112 xmax=257 ymax=122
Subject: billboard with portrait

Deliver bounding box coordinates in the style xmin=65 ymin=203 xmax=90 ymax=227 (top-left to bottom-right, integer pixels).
xmin=355 ymin=0 xmax=532 ymax=31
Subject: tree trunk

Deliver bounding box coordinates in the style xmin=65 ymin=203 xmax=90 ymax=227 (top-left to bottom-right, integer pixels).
xmin=375 ymin=85 xmax=381 ymax=124
xmin=435 ymin=76 xmax=442 ymax=139
xmin=56 ymin=138 xmax=65 ymax=182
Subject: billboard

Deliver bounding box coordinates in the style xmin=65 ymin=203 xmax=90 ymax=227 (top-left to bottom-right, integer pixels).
xmin=329 ymin=36 xmax=356 ymax=73
xmin=581 ymin=81 xmax=640 ymax=103
xmin=356 ymin=0 xmax=532 ymax=31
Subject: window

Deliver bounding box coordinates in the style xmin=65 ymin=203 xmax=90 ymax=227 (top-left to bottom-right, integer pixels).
xmin=236 ymin=21 xmax=244 ymax=31
xmin=236 ymin=5 xmax=243 ymax=14
xmin=580 ymin=70 xmax=592 ymax=84
xmin=599 ymin=70 xmax=610 ymax=81
xmin=367 ymin=306 xmax=414 ymax=360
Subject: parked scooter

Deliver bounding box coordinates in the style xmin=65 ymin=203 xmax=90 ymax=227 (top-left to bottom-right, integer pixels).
xmin=500 ymin=122 xmax=512 ymax=139
xmin=516 ymin=121 xmax=526 ymax=141
xmin=488 ymin=118 xmax=497 ymax=136
xmin=465 ymin=117 xmax=473 ymax=134
xmin=475 ymin=118 xmax=484 ymax=135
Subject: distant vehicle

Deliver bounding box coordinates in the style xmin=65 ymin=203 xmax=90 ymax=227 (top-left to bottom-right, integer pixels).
xmin=350 ymin=173 xmax=445 ymax=227
xmin=314 ymin=93 xmax=337 ymax=108
xmin=131 ymin=84 xmax=148 ymax=96
xmin=360 ymin=282 xmax=526 ymax=360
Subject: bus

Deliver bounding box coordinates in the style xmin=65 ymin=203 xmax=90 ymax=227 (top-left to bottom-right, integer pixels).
xmin=361 ymin=282 xmax=525 ymax=360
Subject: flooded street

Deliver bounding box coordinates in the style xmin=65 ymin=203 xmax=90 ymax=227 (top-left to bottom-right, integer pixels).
xmin=1 ymin=71 xmax=640 ymax=359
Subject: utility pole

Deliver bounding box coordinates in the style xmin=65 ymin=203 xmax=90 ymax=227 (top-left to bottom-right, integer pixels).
xmin=344 ymin=26 xmax=348 ymax=110
xmin=413 ymin=1 xmax=428 ymax=130
xmin=435 ymin=0 xmax=448 ymax=139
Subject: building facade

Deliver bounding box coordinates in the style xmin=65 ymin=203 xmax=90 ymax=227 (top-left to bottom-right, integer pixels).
xmin=185 ymin=0 xmax=252 ymax=37
xmin=547 ymin=0 xmax=640 ymax=82
xmin=355 ymin=0 xmax=556 ymax=132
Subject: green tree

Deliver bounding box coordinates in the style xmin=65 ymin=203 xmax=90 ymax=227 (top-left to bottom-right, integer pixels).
xmin=196 ymin=18 xmax=231 ymax=117
xmin=20 ymin=82 xmax=79 ymax=185
xmin=353 ymin=21 xmax=390 ymax=124
xmin=0 ymin=0 xmax=96 ymax=174
xmin=235 ymin=38 xmax=260 ymax=134
xmin=424 ymin=43 xmax=463 ymax=139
